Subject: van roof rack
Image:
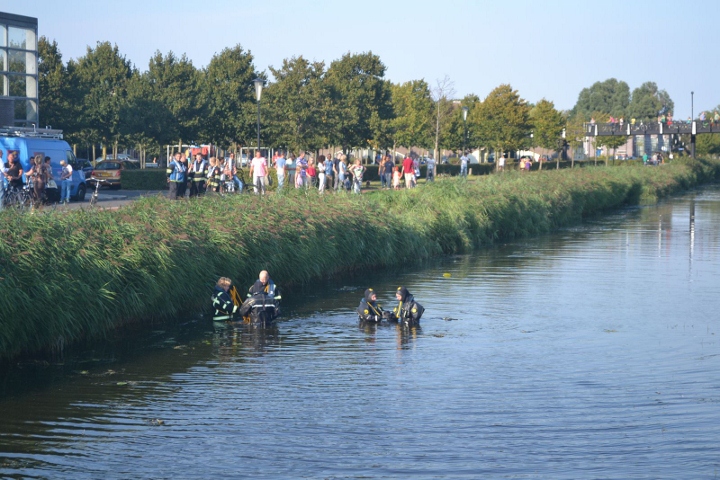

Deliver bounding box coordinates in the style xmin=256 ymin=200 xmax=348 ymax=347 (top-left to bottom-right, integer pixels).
xmin=0 ymin=126 xmax=64 ymax=139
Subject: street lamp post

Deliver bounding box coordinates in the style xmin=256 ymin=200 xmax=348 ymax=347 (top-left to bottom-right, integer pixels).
xmin=691 ymin=91 xmax=694 ymax=121
xmin=462 ymin=106 xmax=469 ymax=156
xmin=691 ymin=91 xmax=695 ymax=159
xmin=253 ymin=78 xmax=264 ymax=153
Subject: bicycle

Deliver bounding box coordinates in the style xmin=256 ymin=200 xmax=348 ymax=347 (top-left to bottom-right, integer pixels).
xmin=4 ymin=183 xmax=34 ymax=211
xmin=89 ymin=177 xmax=108 ymax=206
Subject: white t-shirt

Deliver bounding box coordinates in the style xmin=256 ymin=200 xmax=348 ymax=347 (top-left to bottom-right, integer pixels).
xmin=460 ymin=155 xmax=468 ymax=167
xmin=251 ymin=157 xmax=268 ymax=177
xmin=426 ymin=158 xmax=436 ymax=170
xmin=62 ymin=163 xmax=73 ymax=179
xmin=499 ymin=156 xmax=506 ymax=167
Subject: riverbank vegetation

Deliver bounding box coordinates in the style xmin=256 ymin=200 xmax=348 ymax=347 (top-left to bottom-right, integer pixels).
xmin=1 ymin=159 xmax=719 ymax=360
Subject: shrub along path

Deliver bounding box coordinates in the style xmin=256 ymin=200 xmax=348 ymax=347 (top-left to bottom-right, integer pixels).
xmin=1 ymin=159 xmax=718 ymax=360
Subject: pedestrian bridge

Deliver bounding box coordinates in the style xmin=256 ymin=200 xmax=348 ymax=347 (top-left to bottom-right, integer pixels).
xmin=584 ymin=122 xmax=720 ymax=137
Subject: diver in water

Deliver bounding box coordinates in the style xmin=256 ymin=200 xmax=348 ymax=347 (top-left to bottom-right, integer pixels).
xmin=391 ymin=286 xmax=424 ymax=326
xmin=248 ymin=270 xmax=279 ymax=297
xmin=212 ymin=277 xmax=239 ymax=321
xmin=357 ymin=288 xmax=386 ymax=323
xmin=240 ymin=270 xmax=281 ymax=325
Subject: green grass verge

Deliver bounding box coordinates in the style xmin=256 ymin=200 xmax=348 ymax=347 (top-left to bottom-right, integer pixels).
xmin=1 ymin=158 xmax=718 ymax=360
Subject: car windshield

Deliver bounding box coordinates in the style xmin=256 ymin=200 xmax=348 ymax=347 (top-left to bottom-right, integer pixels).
xmin=96 ymin=162 xmax=120 ymax=170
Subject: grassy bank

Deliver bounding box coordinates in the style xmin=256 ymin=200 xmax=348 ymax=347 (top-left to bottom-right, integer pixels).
xmin=1 ymin=159 xmax=719 ymax=360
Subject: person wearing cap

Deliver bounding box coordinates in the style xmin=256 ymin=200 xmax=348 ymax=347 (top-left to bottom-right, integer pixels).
xmin=357 ymin=288 xmax=385 ymax=323
xmin=391 ymin=286 xmax=424 ymax=326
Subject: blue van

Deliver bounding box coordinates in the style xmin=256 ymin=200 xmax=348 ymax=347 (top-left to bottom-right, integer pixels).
xmin=0 ymin=131 xmax=87 ymax=201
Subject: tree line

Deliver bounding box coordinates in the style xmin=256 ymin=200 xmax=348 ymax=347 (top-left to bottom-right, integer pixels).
xmin=42 ymin=37 xmax=709 ymax=160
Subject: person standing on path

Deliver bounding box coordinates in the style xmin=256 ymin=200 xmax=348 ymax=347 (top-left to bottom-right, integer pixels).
xmin=382 ymin=155 xmax=393 ymax=189
xmin=460 ymin=152 xmax=469 ymax=177
xmin=274 ymin=150 xmax=287 ymax=189
xmin=426 ymin=156 xmax=436 ymax=183
xmin=59 ymin=159 xmax=73 ymax=204
xmin=402 ymin=155 xmax=415 ymax=188
xmin=317 ymin=155 xmax=326 ymax=193
xmin=349 ymin=158 xmax=365 ymax=194
xmin=189 ymin=153 xmax=208 ymax=197
xmin=296 ymin=152 xmax=308 ymax=188
xmin=249 ymin=150 xmax=268 ymax=195
xmin=167 ymin=152 xmax=186 ymax=200
xmin=323 ymin=155 xmax=334 ymax=192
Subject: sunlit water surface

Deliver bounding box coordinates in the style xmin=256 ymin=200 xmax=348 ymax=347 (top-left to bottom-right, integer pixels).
xmin=2 ymin=186 xmax=720 ymax=479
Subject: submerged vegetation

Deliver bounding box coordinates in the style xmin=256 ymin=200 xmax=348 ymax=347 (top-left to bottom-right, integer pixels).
xmin=1 ymin=159 xmax=719 ymax=360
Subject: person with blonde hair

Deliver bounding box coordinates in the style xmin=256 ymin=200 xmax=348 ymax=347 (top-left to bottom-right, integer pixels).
xmin=206 ymin=157 xmax=221 ymax=193
xmin=349 ymin=158 xmax=365 ymax=194
xmin=211 ymin=277 xmax=239 ymax=321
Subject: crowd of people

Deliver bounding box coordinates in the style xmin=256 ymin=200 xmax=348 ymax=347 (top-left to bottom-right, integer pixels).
xmin=0 ymin=150 xmax=71 ymax=209
xmin=165 ymin=148 xmax=442 ymax=200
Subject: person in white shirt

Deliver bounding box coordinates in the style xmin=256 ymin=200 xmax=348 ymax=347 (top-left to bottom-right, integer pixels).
xmin=498 ymin=154 xmax=506 ymax=172
xmin=60 ymin=160 xmax=73 ymax=204
xmin=249 ymin=151 xmax=268 ymax=194
xmin=460 ymin=152 xmax=469 ymax=177
xmin=426 ymin=157 xmax=436 ymax=182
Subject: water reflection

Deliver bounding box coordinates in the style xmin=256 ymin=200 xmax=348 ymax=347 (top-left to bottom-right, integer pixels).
xmin=2 ymin=185 xmax=720 ymax=478
xmin=211 ymin=321 xmax=281 ymax=360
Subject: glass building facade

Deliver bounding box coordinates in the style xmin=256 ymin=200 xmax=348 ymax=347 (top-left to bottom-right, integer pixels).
xmin=0 ymin=12 xmax=38 ymax=127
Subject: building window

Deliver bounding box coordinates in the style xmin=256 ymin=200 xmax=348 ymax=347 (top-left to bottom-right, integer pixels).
xmin=0 ymin=13 xmax=38 ymax=127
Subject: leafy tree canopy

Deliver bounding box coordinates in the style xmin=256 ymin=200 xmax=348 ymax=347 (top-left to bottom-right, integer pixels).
xmin=325 ymin=51 xmax=393 ymax=150
xmin=530 ymin=99 xmax=564 ymax=150
xmin=627 ymin=81 xmax=674 ymax=122
xmin=572 ymin=78 xmax=630 ymax=121
xmin=265 ymin=56 xmax=329 ymax=152
xmin=201 ymin=45 xmax=258 ymax=147
xmin=472 ymin=84 xmax=531 ymax=153
xmin=390 ymin=80 xmax=434 ymax=150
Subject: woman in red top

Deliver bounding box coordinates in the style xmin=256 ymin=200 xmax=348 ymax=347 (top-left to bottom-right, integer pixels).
xmin=306 ymin=159 xmax=317 ymax=188
xmin=402 ymin=156 xmax=415 ymax=188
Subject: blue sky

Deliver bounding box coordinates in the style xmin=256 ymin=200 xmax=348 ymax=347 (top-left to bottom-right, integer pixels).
xmin=11 ymin=0 xmax=719 ymax=117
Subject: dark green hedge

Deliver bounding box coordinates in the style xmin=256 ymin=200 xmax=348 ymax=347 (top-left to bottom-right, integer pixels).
xmin=122 ymin=170 xmax=168 ymax=190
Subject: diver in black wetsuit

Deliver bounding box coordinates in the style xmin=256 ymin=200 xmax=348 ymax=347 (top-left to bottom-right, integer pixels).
xmin=391 ymin=286 xmax=424 ymax=326
xmin=357 ymin=288 xmax=385 ymax=323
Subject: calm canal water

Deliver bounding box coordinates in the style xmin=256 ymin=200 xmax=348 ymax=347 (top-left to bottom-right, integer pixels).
xmin=2 ymin=185 xmax=720 ymax=479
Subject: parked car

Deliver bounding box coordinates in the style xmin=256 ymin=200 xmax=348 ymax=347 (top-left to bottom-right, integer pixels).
xmin=101 ymin=153 xmax=134 ymax=161
xmin=71 ymin=158 xmax=94 ymax=176
xmin=88 ymin=159 xmax=140 ymax=189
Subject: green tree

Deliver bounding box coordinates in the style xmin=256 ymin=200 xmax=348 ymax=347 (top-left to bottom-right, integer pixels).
xmin=430 ymin=76 xmax=455 ymax=161
xmin=390 ymin=79 xmax=434 ymax=150
xmin=472 ymin=84 xmax=531 ymax=167
xmin=146 ymin=51 xmax=203 ymax=145
xmin=264 ymin=56 xmax=329 ymax=153
xmin=73 ymin=42 xmax=133 ymax=153
xmin=626 ymin=81 xmax=674 ymax=122
xmin=37 ymin=37 xmax=75 ymax=132
xmin=530 ymin=99 xmax=564 ymax=150
xmin=202 ymin=45 xmax=258 ymax=147
xmin=120 ymin=70 xmax=174 ymax=159
xmin=572 ymin=78 xmax=630 ymax=120
xmin=325 ymin=52 xmax=393 ymax=152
